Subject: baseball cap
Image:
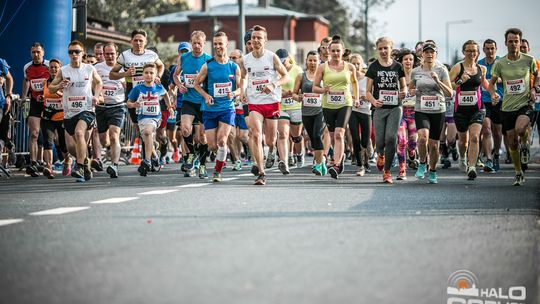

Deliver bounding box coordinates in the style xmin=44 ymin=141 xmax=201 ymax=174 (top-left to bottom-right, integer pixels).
xmin=178 ymin=42 xmax=192 ymax=52
xmin=244 ymin=29 xmax=253 ymax=45
xmin=422 ymin=43 xmax=437 ymax=52
xmin=275 ymin=49 xmax=289 ymax=63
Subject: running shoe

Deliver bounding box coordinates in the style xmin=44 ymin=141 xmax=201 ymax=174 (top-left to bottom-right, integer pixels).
xmin=383 ymin=170 xmax=393 ymax=184
xmin=198 ymin=165 xmax=208 ymax=179
xmin=91 ymin=158 xmax=104 ymax=171
xmin=428 ymin=171 xmax=438 ymax=184
xmin=483 ymin=160 xmax=494 ymax=173
xmin=209 ymin=151 xmax=216 ymax=162
xmin=458 ymin=157 xmax=467 ymax=172
xmin=520 ymin=142 xmax=530 ymax=164
xmin=513 ymin=172 xmax=524 ymax=186
xmin=83 ymin=158 xmax=92 ymax=181
xmin=43 ymin=167 xmax=54 ymax=179
xmin=278 ymin=160 xmax=290 ymax=175
xmin=415 ymin=163 xmax=427 ymax=179
xmin=71 ymin=163 xmax=85 ymax=179
xmin=364 ymin=163 xmax=371 ymax=173
xmin=296 ymin=154 xmax=305 ymax=168
xmin=321 ymin=157 xmax=328 ymax=176
xmin=106 ymin=165 xmax=119 ymax=178
xmin=182 ymin=154 xmax=195 ymax=172
xmin=504 ymin=152 xmax=512 ymax=164
xmin=184 ymin=169 xmax=195 ymax=177
xmin=36 ymin=161 xmax=45 ymax=172
xmin=172 ymin=149 xmax=181 ymax=163
xmin=356 ymin=166 xmax=365 ymax=177
xmin=232 ymin=160 xmax=242 ymax=171
xmin=138 ymin=159 xmax=151 ymax=177
xmin=313 ymin=163 xmax=322 ymax=176
xmin=449 ymin=146 xmax=459 ymax=161
xmin=467 ymin=166 xmax=477 ymax=180
xmin=265 ymin=151 xmax=275 ymax=168
xmin=288 ymin=155 xmax=296 ymax=167
xmin=407 ymin=154 xmax=418 ymax=169
xmin=193 ymin=157 xmax=200 ymax=170
xmin=254 ymin=173 xmax=266 ymax=185
xmin=493 ymin=154 xmax=500 ymax=171
xmin=476 ymin=158 xmax=484 ymax=168
xmin=62 ymin=161 xmax=72 ymax=176
xmin=376 ymin=154 xmax=385 ymax=171
xmin=397 ymin=164 xmax=406 ymax=180
xmin=441 ymin=157 xmax=451 ymax=169
xmin=251 ymin=163 xmax=260 ymax=176
xmin=151 ymin=157 xmax=161 ymax=172
xmin=328 ymin=165 xmax=339 ymax=179
xmin=26 ymin=164 xmax=39 ymax=177
xmin=212 ymin=172 xmax=222 ymax=183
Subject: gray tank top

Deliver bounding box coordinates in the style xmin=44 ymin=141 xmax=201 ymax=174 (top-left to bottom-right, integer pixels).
xmin=300 ymin=72 xmax=323 ymax=116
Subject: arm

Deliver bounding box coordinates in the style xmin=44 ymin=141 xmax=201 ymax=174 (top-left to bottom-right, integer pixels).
xmin=91 ymin=67 xmax=103 ymax=106
xmin=312 ymin=64 xmax=327 ymax=94
xmin=365 ymin=78 xmax=382 ymax=108
xmin=193 ymin=63 xmax=212 ymax=105
xmin=488 ymin=75 xmax=500 ymax=105
xmin=398 ymin=76 xmax=407 ymax=100
xmin=48 ymin=69 xmax=65 ymax=94
xmin=448 ymin=64 xmax=460 ymax=89
xmin=349 ymin=63 xmax=359 ymax=107
xmin=4 ymin=70 xmax=13 ymax=112
xmin=109 ymin=63 xmax=134 ymax=80
xmin=231 ymin=64 xmax=243 ymax=100
xmin=480 ymin=65 xmax=489 ymax=91
xmin=238 ymin=58 xmax=248 ymax=104
xmin=172 ymin=56 xmax=185 ymax=91
xmin=268 ymin=55 xmax=289 ymax=93
xmin=292 ymin=73 xmax=303 ymax=101
xmin=155 ymin=59 xmax=165 ymax=84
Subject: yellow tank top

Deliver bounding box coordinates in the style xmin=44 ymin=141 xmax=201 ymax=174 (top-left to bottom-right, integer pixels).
xmin=281 ymin=64 xmax=303 ymax=110
xmin=322 ymin=62 xmax=352 ymax=109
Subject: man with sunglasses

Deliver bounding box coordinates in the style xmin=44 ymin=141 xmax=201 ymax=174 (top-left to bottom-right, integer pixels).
xmin=49 ymin=41 xmax=103 ymax=182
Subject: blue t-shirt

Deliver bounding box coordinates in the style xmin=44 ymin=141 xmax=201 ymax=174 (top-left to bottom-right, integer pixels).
xmin=201 ymin=59 xmax=237 ymax=112
xmin=478 ymin=56 xmax=504 ymax=103
xmin=169 ymin=64 xmax=184 ymax=108
xmin=128 ymin=83 xmax=167 ymax=120
xmin=0 ymin=58 xmax=10 ymax=107
xmin=180 ymin=51 xmax=212 ymax=104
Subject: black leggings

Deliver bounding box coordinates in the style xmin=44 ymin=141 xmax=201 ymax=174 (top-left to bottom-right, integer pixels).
xmin=348 ymin=111 xmax=371 ymax=165
xmin=40 ymin=119 xmax=67 ymax=153
xmin=302 ymin=112 xmax=326 ymax=150
xmin=323 ymin=106 xmax=351 ymax=132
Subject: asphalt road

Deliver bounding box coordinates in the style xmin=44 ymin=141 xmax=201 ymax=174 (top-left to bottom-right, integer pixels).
xmin=0 ymin=151 xmax=539 ymax=304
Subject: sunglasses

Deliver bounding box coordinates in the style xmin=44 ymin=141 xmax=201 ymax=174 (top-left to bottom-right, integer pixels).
xmin=230 ymin=56 xmax=238 ymax=60
xmin=68 ymin=49 xmax=82 ymax=55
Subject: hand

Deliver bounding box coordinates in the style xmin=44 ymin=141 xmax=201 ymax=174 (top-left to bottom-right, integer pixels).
xmin=240 ymin=93 xmax=248 ymax=104
xmin=135 ymin=101 xmax=142 ymax=108
xmin=409 ymin=88 xmax=416 ymax=96
xmin=398 ymin=91 xmax=406 ymax=100
xmin=227 ymin=91 xmax=235 ymax=100
xmin=178 ymin=84 xmax=187 ymax=94
xmin=154 ymin=76 xmax=161 ymax=84
xmin=282 ymin=90 xmax=292 ymax=98
xmin=168 ymin=107 xmax=175 ymax=116
xmin=59 ymin=79 xmax=70 ymax=89
xmin=353 ymin=100 xmax=360 ymax=108
xmin=430 ymin=71 xmax=440 ymax=82
xmin=92 ymin=96 xmax=99 ymax=106
xmin=459 ymin=73 xmax=471 ymax=84
xmin=324 ymin=85 xmax=331 ymax=94
xmin=37 ymin=95 xmax=44 ymax=102
xmin=263 ymin=83 xmax=275 ymax=94
xmin=126 ymin=67 xmax=136 ymax=77
xmin=491 ymin=93 xmax=500 ymax=105
xmin=530 ymin=90 xmax=537 ymax=103
xmin=204 ymin=94 xmax=214 ymax=106
xmin=371 ymin=99 xmax=383 ymax=108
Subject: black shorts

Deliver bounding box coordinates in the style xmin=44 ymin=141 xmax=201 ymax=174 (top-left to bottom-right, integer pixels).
xmin=181 ymin=100 xmax=202 ymax=124
xmin=501 ymin=105 xmax=534 ymax=133
xmin=243 ymin=104 xmax=249 ymax=117
xmin=175 ymin=110 xmax=182 ymax=126
xmin=484 ymin=102 xmax=502 ymax=124
xmin=28 ymin=97 xmax=44 ymax=118
xmin=415 ymin=111 xmax=445 ymax=140
xmin=96 ymin=106 xmax=126 ymax=133
xmin=63 ymin=111 xmax=96 ymax=136
xmin=454 ymin=108 xmax=485 ymax=133
xmin=322 ymin=106 xmax=351 ymax=132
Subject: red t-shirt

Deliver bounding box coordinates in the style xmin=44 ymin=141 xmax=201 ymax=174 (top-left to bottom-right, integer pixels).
xmin=24 ymin=62 xmax=50 ymax=100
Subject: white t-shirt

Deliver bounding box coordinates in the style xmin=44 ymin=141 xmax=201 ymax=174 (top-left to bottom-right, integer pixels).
xmin=243 ymin=50 xmax=282 ymax=105
xmin=61 ymin=63 xmax=96 ymax=119
xmin=95 ymin=62 xmax=125 ymax=107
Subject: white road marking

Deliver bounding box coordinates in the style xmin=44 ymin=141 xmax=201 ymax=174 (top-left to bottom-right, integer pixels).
xmin=138 ymin=189 xmax=179 ymax=195
xmin=90 ymin=197 xmax=140 ymax=204
xmin=237 ymin=173 xmax=253 ymax=177
xmin=177 ymin=183 xmax=208 ymax=188
xmin=30 ymin=207 xmax=90 ymax=216
xmin=0 ymin=219 xmax=24 ymax=227
xmin=220 ymin=177 xmax=239 ymax=182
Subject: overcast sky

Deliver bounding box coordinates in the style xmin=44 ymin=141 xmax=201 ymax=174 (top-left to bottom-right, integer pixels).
xmin=213 ymin=0 xmax=540 ymax=62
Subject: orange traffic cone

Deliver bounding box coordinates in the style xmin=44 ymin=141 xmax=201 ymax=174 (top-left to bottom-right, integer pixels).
xmin=130 ymin=138 xmax=142 ymax=165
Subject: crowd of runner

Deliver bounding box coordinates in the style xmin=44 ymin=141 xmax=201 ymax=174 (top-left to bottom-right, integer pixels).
xmin=0 ymin=26 xmax=539 ymax=186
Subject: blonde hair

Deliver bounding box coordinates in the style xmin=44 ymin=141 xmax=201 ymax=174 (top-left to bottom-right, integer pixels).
xmin=191 ymin=30 xmax=206 ymax=41
xmin=375 ymin=36 xmax=394 ymax=48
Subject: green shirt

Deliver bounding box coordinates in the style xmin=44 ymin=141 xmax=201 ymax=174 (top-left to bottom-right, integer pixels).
xmin=322 ymin=62 xmax=353 ymax=109
xmin=491 ymin=53 xmax=538 ymax=112
xmin=281 ymin=64 xmax=303 ymax=110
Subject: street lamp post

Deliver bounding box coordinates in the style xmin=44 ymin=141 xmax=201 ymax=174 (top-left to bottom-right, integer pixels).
xmin=445 ymin=19 xmax=472 ymax=64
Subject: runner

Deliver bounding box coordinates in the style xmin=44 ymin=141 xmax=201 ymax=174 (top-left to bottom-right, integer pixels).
xmin=313 ymin=35 xmax=359 ymax=179
xmin=449 ymin=40 xmax=489 ymax=180
xmin=488 ymin=28 xmax=539 ymax=186
xmin=194 ymin=32 xmax=242 ymax=182
xmin=276 ymin=48 xmax=304 ymax=174
xmin=173 ymin=30 xmax=213 ymax=178
xmin=229 ymin=49 xmax=249 ymax=171
xmin=94 ymin=42 xmax=126 ymax=178
xmin=93 ymin=43 xmax=104 ymax=64
xmin=365 ymin=37 xmax=407 ymax=183
xmin=410 ymin=42 xmax=453 ymax=184
xmin=127 ymin=63 xmax=173 ymax=177
xmin=348 ymin=53 xmax=371 ymax=176
xmin=22 ymin=42 xmax=49 ymax=177
xmin=49 ymin=40 xmax=103 ymax=181
xmin=238 ymin=25 xmax=289 ymax=185
xmin=439 ymin=63 xmax=458 ymax=170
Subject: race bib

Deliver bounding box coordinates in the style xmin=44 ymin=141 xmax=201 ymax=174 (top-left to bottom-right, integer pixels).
xmin=45 ymin=98 xmax=63 ymax=110
xmin=133 ymin=76 xmax=145 ymax=86
xmin=30 ymin=79 xmax=45 ymax=92
xmin=302 ymin=93 xmax=322 ymax=107
xmin=141 ymin=100 xmax=160 ymax=116
xmin=379 ymin=90 xmax=398 ymax=106
xmin=282 ymin=97 xmax=296 ymax=106
xmin=66 ymin=96 xmax=86 ymax=113
xmin=184 ymin=74 xmax=197 ymax=88
xmin=213 ymin=82 xmax=232 ymax=98
xmin=358 ymin=99 xmax=370 ymax=110
xmin=420 ymin=96 xmax=440 ymax=111
xmin=458 ymin=91 xmax=478 ymax=106
xmin=103 ymin=85 xmax=118 ymax=98
xmin=327 ymin=91 xmax=345 ymax=105
xmin=252 ymin=79 xmax=269 ymax=94
xmin=506 ymin=79 xmax=525 ymax=95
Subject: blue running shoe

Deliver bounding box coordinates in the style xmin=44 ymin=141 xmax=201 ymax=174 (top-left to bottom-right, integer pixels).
xmin=415 ymin=163 xmax=427 ymax=179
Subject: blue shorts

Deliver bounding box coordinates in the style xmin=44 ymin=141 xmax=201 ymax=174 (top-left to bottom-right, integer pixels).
xmin=202 ymin=108 xmax=236 ymax=130
xmin=235 ymin=112 xmax=248 ymax=130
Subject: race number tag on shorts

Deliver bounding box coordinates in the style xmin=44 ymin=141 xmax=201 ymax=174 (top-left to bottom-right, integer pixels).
xmin=30 ymin=79 xmax=45 ymax=92
xmin=379 ymin=90 xmax=398 ymax=106
xmin=45 ymin=98 xmax=63 ymax=110
xmin=458 ymin=91 xmax=478 ymax=106
xmin=328 ymin=92 xmax=345 ymax=105
xmin=506 ymin=79 xmax=525 ymax=95
xmin=420 ymin=96 xmax=440 ymax=111
xmin=132 ymin=76 xmax=145 ymax=86
xmin=141 ymin=100 xmax=159 ymax=116
xmin=66 ymin=96 xmax=86 ymax=113
xmin=282 ymin=97 xmax=296 ymax=106
xmin=213 ymin=82 xmax=232 ymax=98
xmin=252 ymin=79 xmax=269 ymax=94
xmin=302 ymin=93 xmax=322 ymax=107
xmin=184 ymin=74 xmax=197 ymax=88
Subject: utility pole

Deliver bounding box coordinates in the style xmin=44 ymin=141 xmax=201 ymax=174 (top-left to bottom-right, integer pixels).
xmin=238 ymin=0 xmax=245 ymax=52
xmin=363 ymin=0 xmax=369 ymax=60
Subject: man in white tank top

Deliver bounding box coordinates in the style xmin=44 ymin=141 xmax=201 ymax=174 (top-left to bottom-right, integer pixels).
xmin=49 ymin=40 xmax=103 ymax=182
xmin=237 ymin=25 xmax=289 ymax=185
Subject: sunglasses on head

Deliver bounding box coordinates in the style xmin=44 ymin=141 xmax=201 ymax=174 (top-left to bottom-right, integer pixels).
xmin=68 ymin=49 xmax=82 ymax=55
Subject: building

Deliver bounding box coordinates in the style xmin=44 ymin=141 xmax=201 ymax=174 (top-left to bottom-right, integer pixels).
xmin=142 ymin=0 xmax=329 ymax=64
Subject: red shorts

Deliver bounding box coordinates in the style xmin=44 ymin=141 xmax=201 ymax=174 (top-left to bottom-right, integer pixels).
xmin=159 ymin=110 xmax=169 ymax=129
xmin=248 ymin=103 xmax=280 ymax=119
